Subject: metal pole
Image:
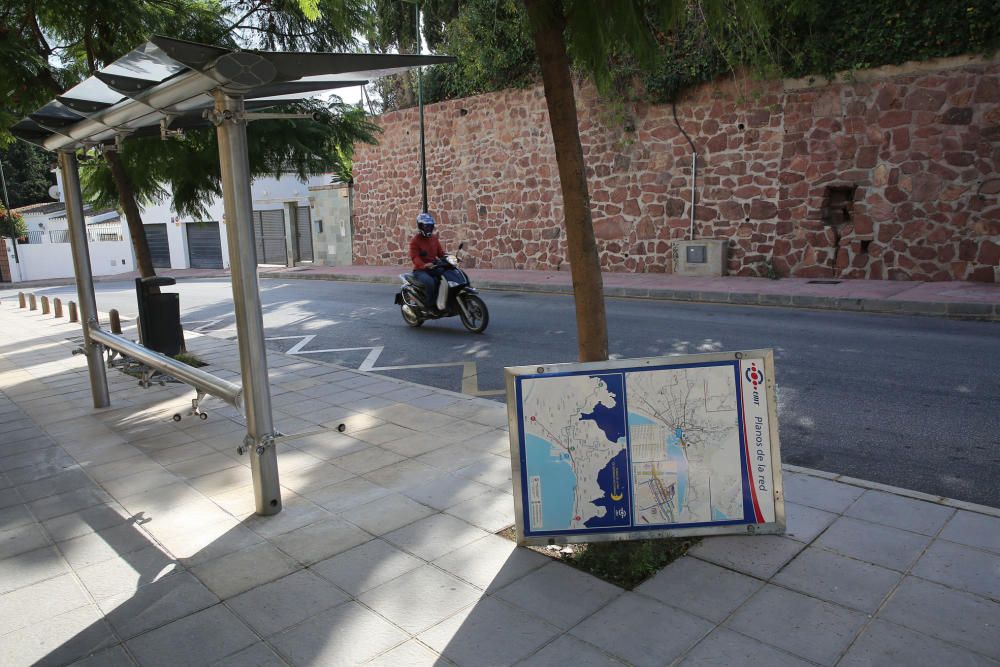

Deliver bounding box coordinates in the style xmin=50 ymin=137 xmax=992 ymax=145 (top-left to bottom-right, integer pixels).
xmin=59 ymin=150 xmax=110 ymax=408
xmin=415 ymin=0 xmax=428 ymax=213
xmin=213 ymin=91 xmax=282 ymax=516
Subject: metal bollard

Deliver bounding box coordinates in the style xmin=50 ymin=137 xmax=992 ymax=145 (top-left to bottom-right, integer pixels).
xmin=29 ymin=294 xmax=37 ymax=310
xmin=68 ymin=301 xmax=78 ymax=323
xmin=109 ymin=309 xmax=122 ymax=334
xmin=41 ymin=296 xmax=50 ymax=315
xmin=18 ymin=292 xmax=26 ymax=308
xmin=54 ymin=298 xmax=63 ymax=318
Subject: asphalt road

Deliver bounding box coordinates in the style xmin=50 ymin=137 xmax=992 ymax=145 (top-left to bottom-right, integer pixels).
xmin=6 ymin=278 xmax=999 ymax=508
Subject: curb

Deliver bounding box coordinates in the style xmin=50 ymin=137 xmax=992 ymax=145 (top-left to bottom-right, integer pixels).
xmin=266 ymin=271 xmax=1000 ymax=322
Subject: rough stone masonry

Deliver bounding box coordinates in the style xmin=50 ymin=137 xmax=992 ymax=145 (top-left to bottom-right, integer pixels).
xmin=352 ymin=55 xmax=1000 ymax=282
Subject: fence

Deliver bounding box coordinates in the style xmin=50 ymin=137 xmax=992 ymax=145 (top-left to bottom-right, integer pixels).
xmin=21 ymin=222 xmax=124 ymax=245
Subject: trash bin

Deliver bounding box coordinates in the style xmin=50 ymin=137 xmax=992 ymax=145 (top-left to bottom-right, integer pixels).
xmin=135 ymin=277 xmax=185 ymax=357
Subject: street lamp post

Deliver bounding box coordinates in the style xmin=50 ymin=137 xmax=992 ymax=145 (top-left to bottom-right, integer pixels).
xmin=403 ymin=0 xmax=428 ymax=214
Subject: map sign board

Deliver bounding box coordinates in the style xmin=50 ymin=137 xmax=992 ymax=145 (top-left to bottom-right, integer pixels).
xmin=505 ymin=350 xmax=784 ymax=545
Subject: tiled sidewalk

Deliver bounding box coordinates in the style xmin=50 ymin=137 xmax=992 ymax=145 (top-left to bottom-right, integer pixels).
xmin=1 ymin=302 xmax=998 ymax=666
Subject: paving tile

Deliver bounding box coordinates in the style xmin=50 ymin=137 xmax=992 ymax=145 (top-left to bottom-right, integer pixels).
xmin=351 ymin=422 xmax=420 ymax=446
xmin=283 ymin=431 xmax=368 ymax=461
xmin=496 ymin=561 xmax=621 ymax=630
xmin=0 ymin=522 xmax=49 ymax=560
xmin=636 ymin=556 xmax=763 ymax=623
xmin=191 ymin=542 xmax=300 ymax=599
xmin=0 ymin=572 xmax=91 ymax=635
xmin=306 ymin=476 xmax=393 ymax=513
xmin=365 ymin=639 xmax=442 ymax=667
xmin=276 ymin=462 xmax=354 ymax=496
xmin=160 ymin=518 xmax=265 ymax=566
xmin=42 ymin=502 xmax=130 ymax=543
xmin=678 ymin=627 xmax=814 ymax=666
xmin=0 ymin=487 xmax=22 ymax=511
xmin=0 ymin=503 xmax=35 ymax=532
xmin=363 ymin=458 xmax=444 ymax=491
xmin=401 ymin=474 xmax=492 ymax=511
xmin=74 ymin=545 xmax=179 ymax=600
xmin=98 ymin=571 xmax=219 ymax=639
xmin=569 ymin=592 xmax=714 ymax=667
xmin=453 ymin=454 xmax=513 ymax=490
xmin=840 ymin=618 xmax=998 ymax=667
xmin=359 ymin=564 xmax=482 ymax=633
xmin=333 ymin=446 xmax=405 ymax=475
xmin=772 ymin=546 xmax=902 ymax=612
xmin=379 ymin=432 xmax=451 ymax=457
xmin=420 ymin=596 xmax=561 ymax=666
xmin=940 ymin=510 xmax=1000 ymax=555
xmin=242 ymin=498 xmax=332 ymax=539
xmin=815 ymin=516 xmax=932 ymax=571
xmin=165 ymin=452 xmax=242 ymax=480
xmin=269 ymin=601 xmax=409 ymax=667
xmin=310 ymin=538 xmax=424 ymax=596
xmin=0 ymin=545 xmax=71 ymax=594
xmin=688 ymin=534 xmax=804 ymax=579
xmin=383 ymin=513 xmax=490 ymax=561
xmin=783 ymin=501 xmax=837 ymax=544
xmin=227 ymin=570 xmax=349 ymax=636
xmin=209 ymin=642 xmax=286 ymax=667
xmin=126 ymin=604 xmax=257 ymax=667
xmin=443 ymin=487 xmax=515 ymax=532
xmin=29 ymin=486 xmax=114 ymax=522
xmin=271 ymin=516 xmax=372 ymax=565
xmin=343 ymin=493 xmax=435 ymax=535
xmin=726 ymin=584 xmax=869 ymax=665
xmin=415 ymin=443 xmax=491 ymax=472
xmin=519 ymin=634 xmax=626 ymax=666
xmin=59 ymin=522 xmax=154 ymax=569
xmin=102 ymin=468 xmax=182 ymax=498
xmin=433 ymin=533 xmax=548 ymax=592
xmin=85 ymin=455 xmax=163 ymax=483
xmin=15 ymin=467 xmax=96 ymax=502
xmin=0 ymin=604 xmax=115 ymax=667
xmin=68 ymin=644 xmax=136 ymax=667
xmin=781 ymin=472 xmax=864 ymax=513
xmin=912 ymin=539 xmax=1000 ymax=600
xmin=845 ymin=489 xmax=955 ymax=536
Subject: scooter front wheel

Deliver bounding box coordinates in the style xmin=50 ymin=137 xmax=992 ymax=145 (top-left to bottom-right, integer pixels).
xmin=458 ymin=294 xmax=489 ymax=333
xmin=401 ymin=303 xmax=424 ymax=327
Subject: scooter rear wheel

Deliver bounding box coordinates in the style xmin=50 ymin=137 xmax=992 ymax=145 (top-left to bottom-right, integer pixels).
xmin=459 ymin=294 xmax=489 ymax=333
xmin=401 ymin=304 xmax=423 ymax=327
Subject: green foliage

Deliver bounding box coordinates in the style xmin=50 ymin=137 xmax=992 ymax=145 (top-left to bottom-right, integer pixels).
xmin=420 ymin=0 xmax=537 ymax=104
xmin=0 ymin=142 xmax=56 ymax=208
xmin=0 ymin=206 xmax=27 ymax=240
xmin=771 ymin=0 xmax=1000 ymax=79
xmin=173 ymin=352 xmax=207 ymax=367
xmin=564 ymin=537 xmax=700 ymax=590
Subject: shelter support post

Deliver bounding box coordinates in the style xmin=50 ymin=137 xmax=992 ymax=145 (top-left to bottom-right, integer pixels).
xmin=59 ymin=150 xmax=110 ymax=409
xmin=213 ymin=92 xmax=282 ymax=515
xmin=283 ymin=201 xmax=297 ymax=268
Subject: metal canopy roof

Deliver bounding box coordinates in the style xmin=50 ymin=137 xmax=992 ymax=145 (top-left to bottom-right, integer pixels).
xmin=12 ymin=35 xmax=454 ymax=152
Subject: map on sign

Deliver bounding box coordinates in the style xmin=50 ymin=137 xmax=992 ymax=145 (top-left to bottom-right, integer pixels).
xmin=508 ymin=352 xmax=783 ymax=544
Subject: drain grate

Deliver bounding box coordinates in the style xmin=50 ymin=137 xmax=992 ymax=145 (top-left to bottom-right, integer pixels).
xmin=806 ymin=280 xmax=842 ymax=285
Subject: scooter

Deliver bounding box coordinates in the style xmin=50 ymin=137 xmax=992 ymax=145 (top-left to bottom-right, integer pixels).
xmin=394 ymin=243 xmax=490 ymax=333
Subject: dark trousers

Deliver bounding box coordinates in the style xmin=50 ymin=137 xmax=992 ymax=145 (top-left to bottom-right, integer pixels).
xmin=413 ymin=268 xmax=440 ymax=308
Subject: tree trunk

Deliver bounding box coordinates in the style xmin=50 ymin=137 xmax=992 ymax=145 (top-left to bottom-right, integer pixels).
xmin=105 ymin=150 xmax=157 ymax=282
xmin=523 ymin=0 xmax=608 ymax=362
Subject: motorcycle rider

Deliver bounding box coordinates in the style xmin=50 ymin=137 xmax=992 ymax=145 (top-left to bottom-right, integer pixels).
xmin=409 ymin=212 xmax=447 ymax=310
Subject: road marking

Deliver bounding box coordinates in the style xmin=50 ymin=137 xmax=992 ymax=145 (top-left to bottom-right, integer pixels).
xmin=266 ymin=334 xmax=503 ymax=398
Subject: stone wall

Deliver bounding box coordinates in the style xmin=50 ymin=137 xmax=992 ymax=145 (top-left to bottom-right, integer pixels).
xmin=352 ymin=57 xmax=1000 ymax=281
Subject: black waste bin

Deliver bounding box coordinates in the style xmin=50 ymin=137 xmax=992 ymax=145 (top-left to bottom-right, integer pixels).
xmin=135 ymin=277 xmax=185 ymax=357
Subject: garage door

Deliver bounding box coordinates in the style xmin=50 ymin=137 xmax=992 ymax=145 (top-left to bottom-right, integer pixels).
xmin=146 ymin=224 xmax=172 ymax=268
xmin=295 ymin=206 xmax=313 ymax=262
xmin=186 ymin=222 xmax=223 ymax=269
xmin=253 ymin=210 xmax=286 ymax=265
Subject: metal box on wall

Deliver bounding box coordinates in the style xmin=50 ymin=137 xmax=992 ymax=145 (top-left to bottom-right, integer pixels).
xmin=672 ymin=239 xmax=728 ymax=277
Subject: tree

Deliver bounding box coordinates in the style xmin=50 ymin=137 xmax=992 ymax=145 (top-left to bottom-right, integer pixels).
xmin=1 ymin=0 xmax=373 ymax=278
xmin=0 ymin=142 xmax=56 ymax=209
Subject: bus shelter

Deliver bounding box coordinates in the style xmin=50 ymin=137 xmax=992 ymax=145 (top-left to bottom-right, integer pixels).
xmin=10 ymin=36 xmax=452 ymax=516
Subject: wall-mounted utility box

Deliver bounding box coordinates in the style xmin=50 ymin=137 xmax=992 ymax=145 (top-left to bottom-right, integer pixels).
xmin=671 ymin=239 xmax=728 ymax=276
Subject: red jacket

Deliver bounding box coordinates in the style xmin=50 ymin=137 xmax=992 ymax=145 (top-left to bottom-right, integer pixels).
xmin=409 ymin=234 xmax=445 ymax=270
